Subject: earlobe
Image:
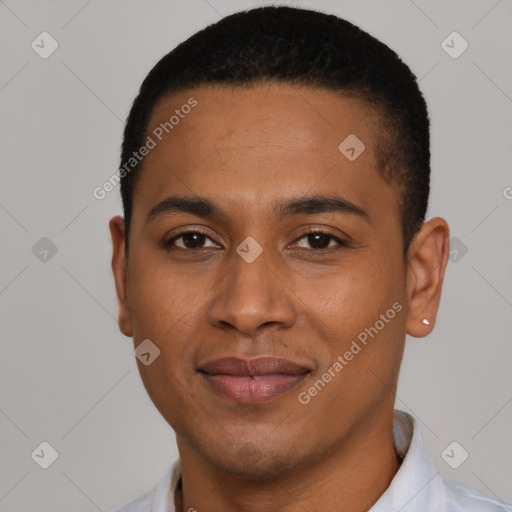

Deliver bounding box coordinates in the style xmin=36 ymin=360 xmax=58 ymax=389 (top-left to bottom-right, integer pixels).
xmin=405 ymin=217 xmax=450 ymax=338
xmin=109 ymin=216 xmax=133 ymax=338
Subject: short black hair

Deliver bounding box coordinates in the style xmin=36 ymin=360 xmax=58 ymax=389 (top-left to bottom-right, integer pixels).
xmin=120 ymin=5 xmax=430 ymax=258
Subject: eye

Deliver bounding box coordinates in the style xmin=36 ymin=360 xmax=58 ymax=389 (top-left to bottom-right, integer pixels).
xmin=293 ymin=230 xmax=350 ymax=250
xmin=165 ymin=230 xmax=220 ymax=250
xmin=163 ymin=228 xmax=349 ymax=252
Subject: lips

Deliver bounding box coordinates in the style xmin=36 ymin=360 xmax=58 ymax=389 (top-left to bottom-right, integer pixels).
xmin=198 ymin=356 xmax=310 ymax=403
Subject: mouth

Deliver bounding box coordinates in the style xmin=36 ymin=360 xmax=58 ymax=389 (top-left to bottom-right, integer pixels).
xmin=197 ymin=356 xmax=311 ymax=404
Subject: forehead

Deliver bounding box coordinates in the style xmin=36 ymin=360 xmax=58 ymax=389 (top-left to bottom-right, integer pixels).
xmin=133 ymin=83 xmax=400 ymax=226
xmin=147 ymin=83 xmax=374 ymax=157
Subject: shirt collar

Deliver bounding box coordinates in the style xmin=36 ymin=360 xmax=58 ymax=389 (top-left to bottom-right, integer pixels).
xmin=370 ymin=409 xmax=446 ymax=511
xmin=151 ymin=409 xmax=445 ymax=512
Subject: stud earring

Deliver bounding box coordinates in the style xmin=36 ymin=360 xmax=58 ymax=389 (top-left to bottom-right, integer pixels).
xmin=421 ymin=318 xmax=430 ymax=325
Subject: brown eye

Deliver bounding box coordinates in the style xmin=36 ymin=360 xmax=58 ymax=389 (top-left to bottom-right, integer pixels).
xmin=294 ymin=231 xmax=349 ymax=250
xmin=165 ymin=231 xmax=219 ymax=250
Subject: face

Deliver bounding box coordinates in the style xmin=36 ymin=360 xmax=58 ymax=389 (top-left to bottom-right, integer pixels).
xmin=110 ymin=83 xmax=446 ymax=479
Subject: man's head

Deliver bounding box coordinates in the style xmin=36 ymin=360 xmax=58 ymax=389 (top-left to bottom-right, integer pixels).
xmin=110 ymin=6 xmax=449 ymax=486
xmin=119 ymin=6 xmax=431 ymax=259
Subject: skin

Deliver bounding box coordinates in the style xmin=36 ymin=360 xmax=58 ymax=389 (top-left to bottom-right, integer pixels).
xmin=110 ymin=82 xmax=450 ymax=512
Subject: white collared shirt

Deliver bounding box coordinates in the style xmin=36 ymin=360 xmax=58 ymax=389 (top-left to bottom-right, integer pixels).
xmin=112 ymin=409 xmax=511 ymax=511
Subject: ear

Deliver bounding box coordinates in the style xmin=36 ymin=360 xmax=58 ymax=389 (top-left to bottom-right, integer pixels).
xmin=109 ymin=216 xmax=133 ymax=338
xmin=406 ymin=217 xmax=450 ymax=338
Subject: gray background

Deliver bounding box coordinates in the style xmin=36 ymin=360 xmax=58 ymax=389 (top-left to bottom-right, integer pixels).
xmin=1 ymin=0 xmax=511 ymax=510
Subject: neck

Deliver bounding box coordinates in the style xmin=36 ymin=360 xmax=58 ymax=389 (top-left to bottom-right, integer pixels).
xmin=175 ymin=409 xmax=401 ymax=512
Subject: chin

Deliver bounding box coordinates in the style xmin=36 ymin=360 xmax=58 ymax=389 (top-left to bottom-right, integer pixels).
xmin=202 ymin=437 xmax=305 ymax=482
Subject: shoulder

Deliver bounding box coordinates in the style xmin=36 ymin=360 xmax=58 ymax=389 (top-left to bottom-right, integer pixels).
xmin=443 ymin=475 xmax=512 ymax=511
xmin=109 ymin=489 xmax=155 ymax=512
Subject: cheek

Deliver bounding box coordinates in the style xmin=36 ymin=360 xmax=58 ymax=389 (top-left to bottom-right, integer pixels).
xmin=295 ymin=254 xmax=406 ymax=395
xmin=127 ymin=259 xmax=201 ymax=419
xmin=297 ymin=259 xmax=400 ymax=336
xmin=126 ymin=248 xmax=204 ymax=339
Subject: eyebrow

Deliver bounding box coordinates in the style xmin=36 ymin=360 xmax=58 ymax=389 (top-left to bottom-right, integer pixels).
xmin=145 ymin=194 xmax=371 ymax=224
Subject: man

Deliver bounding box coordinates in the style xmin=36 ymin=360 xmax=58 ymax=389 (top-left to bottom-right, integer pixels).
xmin=109 ymin=6 xmax=510 ymax=512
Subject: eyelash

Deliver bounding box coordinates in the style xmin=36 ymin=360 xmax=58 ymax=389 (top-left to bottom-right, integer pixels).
xmin=164 ymin=228 xmax=350 ymax=252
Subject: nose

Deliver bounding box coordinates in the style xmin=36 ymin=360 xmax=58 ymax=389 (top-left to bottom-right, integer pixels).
xmin=208 ymin=247 xmax=296 ymax=336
